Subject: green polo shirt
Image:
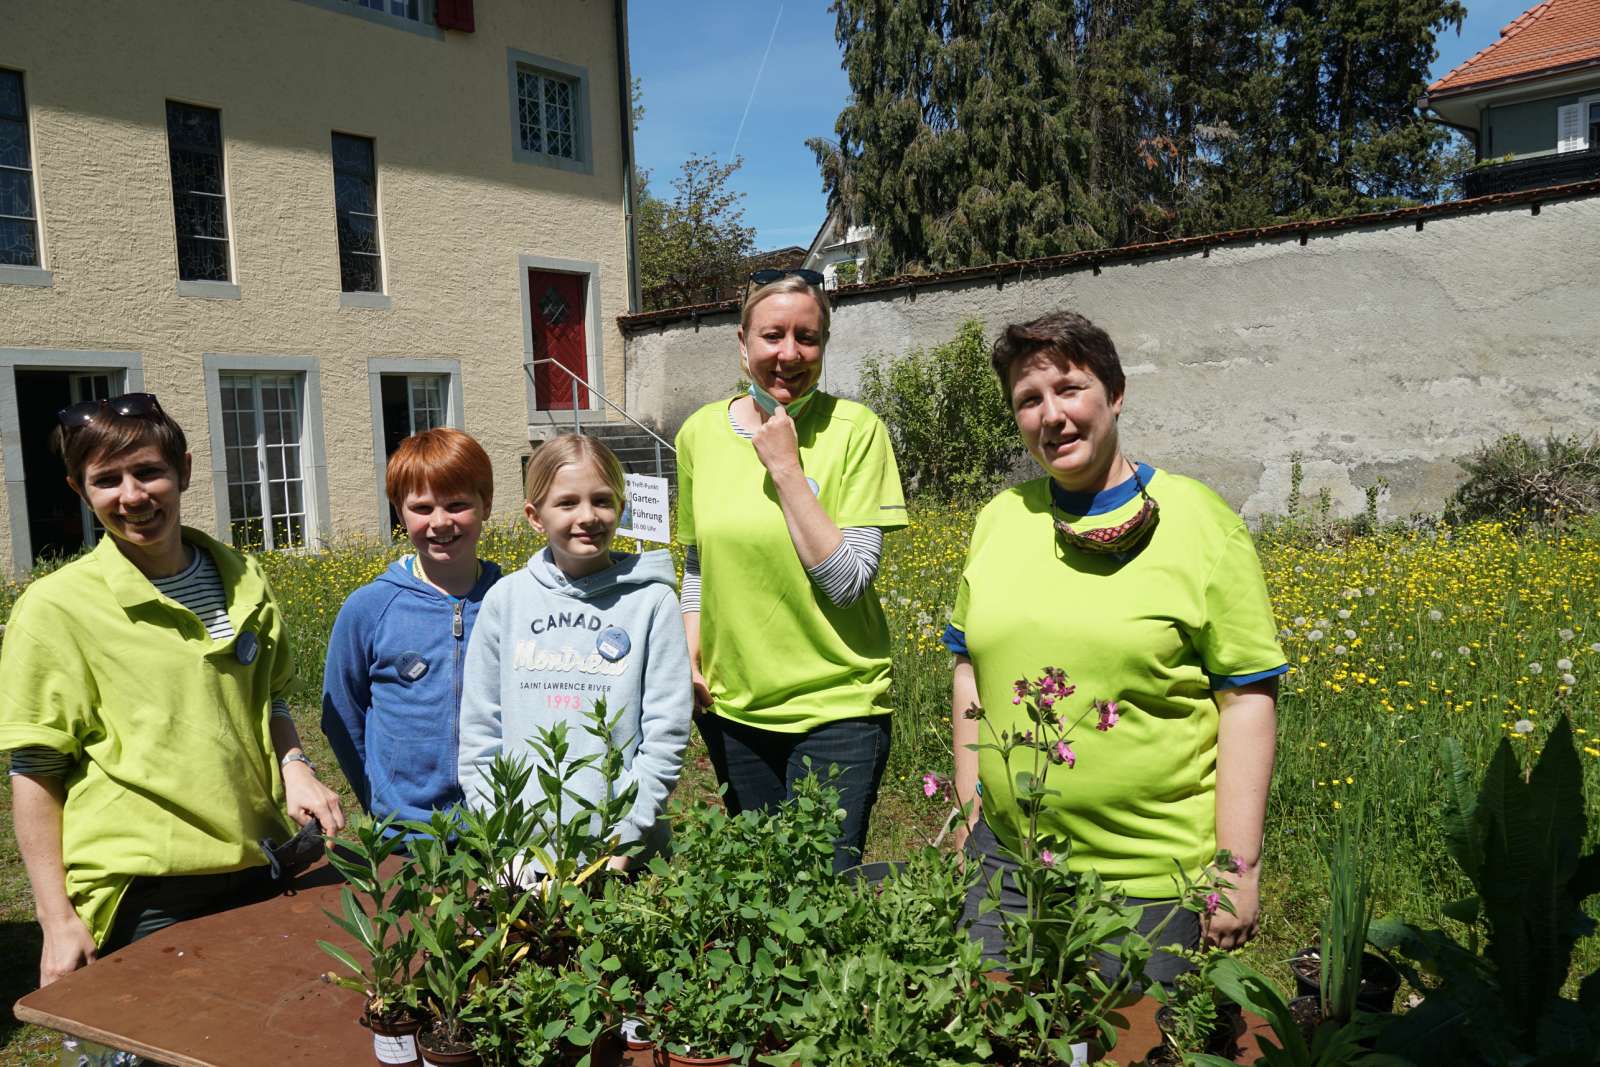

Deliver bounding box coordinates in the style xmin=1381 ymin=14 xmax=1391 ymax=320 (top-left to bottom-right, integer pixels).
xmin=949 ymin=472 xmax=1286 ymax=897
xmin=676 ymin=394 xmax=908 ymax=733
xmin=0 ymin=528 xmax=294 ymax=945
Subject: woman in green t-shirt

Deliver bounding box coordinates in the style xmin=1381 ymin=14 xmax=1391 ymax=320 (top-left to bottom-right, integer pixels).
xmin=675 ymin=271 xmax=908 ymax=872
xmin=943 ymin=311 xmax=1286 ymax=981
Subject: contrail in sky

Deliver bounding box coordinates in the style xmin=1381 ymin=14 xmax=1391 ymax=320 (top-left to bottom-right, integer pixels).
xmin=728 ymin=2 xmax=783 ymax=162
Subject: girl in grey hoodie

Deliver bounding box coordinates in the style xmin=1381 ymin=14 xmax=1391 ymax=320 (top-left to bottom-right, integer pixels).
xmin=457 ymin=436 xmax=692 ymax=864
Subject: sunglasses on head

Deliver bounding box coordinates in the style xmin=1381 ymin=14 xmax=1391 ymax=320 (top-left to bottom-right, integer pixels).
xmin=57 ymin=393 xmax=165 ymax=429
xmin=749 ymin=268 xmax=825 ymax=287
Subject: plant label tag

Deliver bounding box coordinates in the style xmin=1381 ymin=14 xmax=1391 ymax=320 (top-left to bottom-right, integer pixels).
xmin=372 ymin=1032 xmax=417 ymax=1065
xmin=398 ymin=652 xmax=429 ymax=682
xmin=1068 ymin=1041 xmax=1088 ymax=1066
xmin=235 ymin=631 xmax=258 ymax=665
xmin=596 ymin=626 xmax=631 ymax=662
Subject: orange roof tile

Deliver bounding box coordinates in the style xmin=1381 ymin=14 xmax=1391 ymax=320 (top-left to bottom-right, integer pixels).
xmin=1429 ymin=0 xmax=1600 ymax=96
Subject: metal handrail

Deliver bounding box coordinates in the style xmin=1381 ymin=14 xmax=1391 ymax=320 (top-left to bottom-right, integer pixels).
xmin=524 ymin=357 xmax=675 ymax=478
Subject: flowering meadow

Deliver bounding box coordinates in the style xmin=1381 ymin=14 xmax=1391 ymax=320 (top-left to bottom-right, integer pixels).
xmin=1 ymin=507 xmax=1597 ymax=1059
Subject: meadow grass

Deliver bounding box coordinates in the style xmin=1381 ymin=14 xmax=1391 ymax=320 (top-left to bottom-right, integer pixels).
xmin=2 ymin=509 xmax=1598 ymax=1060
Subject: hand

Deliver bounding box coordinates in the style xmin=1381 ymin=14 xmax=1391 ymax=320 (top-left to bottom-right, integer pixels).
xmin=605 ymin=854 xmax=630 ymax=873
xmin=39 ymin=913 xmax=98 ymax=987
xmin=283 ymin=760 xmax=345 ymax=832
xmin=1204 ymin=868 xmax=1261 ymax=950
xmin=750 ymin=403 xmax=802 ymax=478
xmin=690 ymin=665 xmax=713 ymax=712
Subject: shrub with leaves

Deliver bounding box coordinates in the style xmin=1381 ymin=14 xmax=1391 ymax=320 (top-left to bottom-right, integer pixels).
xmin=1447 ymin=433 xmax=1600 ymax=526
xmin=859 ymin=319 xmax=1019 ymax=501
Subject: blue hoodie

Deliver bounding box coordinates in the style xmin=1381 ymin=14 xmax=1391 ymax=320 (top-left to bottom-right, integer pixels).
xmin=457 ymin=548 xmax=692 ymax=853
xmin=321 ymin=557 xmax=502 ymax=822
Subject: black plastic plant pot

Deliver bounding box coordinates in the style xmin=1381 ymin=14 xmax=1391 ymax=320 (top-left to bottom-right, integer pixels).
xmin=1154 ymin=1001 xmax=1244 ymax=1057
xmin=1289 ymin=946 xmax=1403 ymax=1013
xmin=417 ymin=1023 xmax=480 ymax=1067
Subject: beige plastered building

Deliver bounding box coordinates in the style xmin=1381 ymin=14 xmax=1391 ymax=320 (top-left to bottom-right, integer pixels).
xmin=0 ymin=0 xmax=638 ymax=574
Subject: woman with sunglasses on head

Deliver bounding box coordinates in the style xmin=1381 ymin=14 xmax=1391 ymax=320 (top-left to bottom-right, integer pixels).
xmin=0 ymin=395 xmax=344 ymax=996
xmin=675 ymin=269 xmax=907 ymax=872
xmin=944 ymin=312 xmax=1285 ymax=981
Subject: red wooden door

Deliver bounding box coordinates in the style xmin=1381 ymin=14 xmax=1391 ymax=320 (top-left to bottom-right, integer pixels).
xmin=529 ymin=269 xmax=589 ymax=410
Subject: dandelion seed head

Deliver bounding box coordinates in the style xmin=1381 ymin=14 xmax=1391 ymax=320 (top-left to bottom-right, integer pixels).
xmin=1529 ymin=662 xmax=1543 ymax=675
xmin=1559 ymin=628 xmax=1575 ymax=641
xmin=1562 ymin=673 xmax=1577 ymax=686
xmin=1514 ymin=719 xmax=1534 ymax=734
xmin=1428 ymin=609 xmax=1443 ymax=622
xmin=1337 ymin=609 xmax=1351 ymax=620
xmin=1308 ymin=629 xmax=1324 ymax=642
xmin=1557 ymin=658 xmax=1573 ymax=671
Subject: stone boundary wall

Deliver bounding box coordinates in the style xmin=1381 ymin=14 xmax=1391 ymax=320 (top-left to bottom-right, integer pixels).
xmin=621 ymin=188 xmax=1600 ymax=519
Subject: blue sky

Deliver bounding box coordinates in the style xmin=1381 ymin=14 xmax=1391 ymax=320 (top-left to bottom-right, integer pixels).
xmin=630 ymin=0 xmax=1534 ymax=251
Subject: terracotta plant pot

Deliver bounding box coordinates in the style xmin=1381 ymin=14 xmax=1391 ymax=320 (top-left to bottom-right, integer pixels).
xmin=651 ymin=1048 xmax=736 ymax=1066
xmin=361 ymin=1008 xmax=423 ymax=1067
xmin=1289 ymin=946 xmax=1403 ymax=1013
xmin=621 ymin=1016 xmax=656 ymax=1052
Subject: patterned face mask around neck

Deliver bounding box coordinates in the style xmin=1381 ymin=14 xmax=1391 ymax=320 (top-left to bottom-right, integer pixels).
xmin=1053 ymin=465 xmax=1161 ymax=555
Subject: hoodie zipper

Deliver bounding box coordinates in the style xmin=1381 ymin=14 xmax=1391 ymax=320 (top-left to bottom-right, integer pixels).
xmin=451 ymin=598 xmax=465 ymax=793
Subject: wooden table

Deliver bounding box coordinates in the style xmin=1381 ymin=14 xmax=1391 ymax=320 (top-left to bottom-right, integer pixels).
xmin=16 ymin=861 xmax=1270 ymax=1065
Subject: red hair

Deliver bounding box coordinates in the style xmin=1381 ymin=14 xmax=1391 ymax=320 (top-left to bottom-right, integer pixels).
xmin=385 ymin=428 xmax=495 ymax=513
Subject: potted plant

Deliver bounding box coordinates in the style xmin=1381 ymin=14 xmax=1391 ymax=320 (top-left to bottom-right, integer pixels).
xmin=1147 ymin=947 xmax=1242 ymax=1065
xmin=1191 ymin=957 xmax=1400 ymax=1067
xmin=644 ymin=948 xmax=776 ymax=1066
xmin=319 ymin=814 xmax=423 ymax=1067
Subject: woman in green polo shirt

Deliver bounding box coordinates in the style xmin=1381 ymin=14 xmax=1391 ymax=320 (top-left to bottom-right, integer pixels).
xmin=676 ymin=270 xmax=908 ymax=871
xmin=1 ymin=394 xmax=344 ymax=993
xmin=943 ymin=311 xmax=1286 ymax=981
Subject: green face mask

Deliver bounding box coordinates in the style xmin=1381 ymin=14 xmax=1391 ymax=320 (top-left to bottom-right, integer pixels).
xmin=748 ymin=379 xmax=820 ymax=417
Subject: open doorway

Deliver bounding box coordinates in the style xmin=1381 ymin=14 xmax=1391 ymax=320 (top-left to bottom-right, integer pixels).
xmin=377 ymin=372 xmax=448 ymax=532
xmin=15 ymin=368 xmax=119 ymax=563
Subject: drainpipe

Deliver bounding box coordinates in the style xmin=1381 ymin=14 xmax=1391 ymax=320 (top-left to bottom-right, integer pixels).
xmin=1417 ymin=96 xmax=1481 ymax=161
xmin=615 ymin=0 xmax=641 ymax=314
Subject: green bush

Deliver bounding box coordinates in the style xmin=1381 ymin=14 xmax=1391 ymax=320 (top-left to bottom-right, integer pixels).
xmin=858 ymin=319 xmax=1019 ymax=502
xmin=1447 ymin=433 xmax=1600 ymax=526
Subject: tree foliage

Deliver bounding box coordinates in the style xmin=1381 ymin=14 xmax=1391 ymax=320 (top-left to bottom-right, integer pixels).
xmin=816 ymin=0 xmax=1466 ymax=278
xmin=636 ymin=154 xmax=758 ymax=311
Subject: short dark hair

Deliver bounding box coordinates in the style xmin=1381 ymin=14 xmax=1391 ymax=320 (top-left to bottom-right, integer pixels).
xmin=990 ymin=311 xmax=1125 ymax=401
xmin=51 ymin=403 xmax=189 ymax=488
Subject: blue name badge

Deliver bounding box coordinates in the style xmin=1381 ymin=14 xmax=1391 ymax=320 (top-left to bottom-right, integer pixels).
xmin=235 ymin=631 xmax=258 ymax=665
xmin=397 ymin=652 xmax=429 ymax=682
xmin=596 ymin=626 xmax=631 ymax=662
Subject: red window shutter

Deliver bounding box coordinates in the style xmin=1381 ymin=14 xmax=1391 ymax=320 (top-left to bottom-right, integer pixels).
xmin=435 ymin=0 xmax=474 ymax=32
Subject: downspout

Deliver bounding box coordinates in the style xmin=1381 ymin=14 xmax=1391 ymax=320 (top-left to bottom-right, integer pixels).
xmin=615 ymin=0 xmax=641 ymax=314
xmin=1417 ymin=95 xmax=1481 ymax=161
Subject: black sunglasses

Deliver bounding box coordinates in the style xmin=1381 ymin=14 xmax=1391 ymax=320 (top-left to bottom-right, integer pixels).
xmin=749 ymin=268 xmax=825 ymax=286
xmin=57 ymin=392 xmax=165 ymax=429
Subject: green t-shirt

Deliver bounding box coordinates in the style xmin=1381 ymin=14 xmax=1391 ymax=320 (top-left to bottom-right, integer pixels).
xmin=676 ymin=394 xmax=908 ymax=733
xmin=949 ymin=470 xmax=1286 ymax=898
xmin=0 ymin=528 xmax=294 ymax=944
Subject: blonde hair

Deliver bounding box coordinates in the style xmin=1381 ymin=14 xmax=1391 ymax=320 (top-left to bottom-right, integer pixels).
xmin=523 ymin=434 xmax=627 ymax=509
xmin=739 ymin=274 xmax=831 ymax=345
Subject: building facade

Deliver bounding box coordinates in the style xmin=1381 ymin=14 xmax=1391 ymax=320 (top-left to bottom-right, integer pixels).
xmin=1422 ymin=0 xmax=1600 ymax=194
xmin=0 ymin=0 xmax=636 ymax=574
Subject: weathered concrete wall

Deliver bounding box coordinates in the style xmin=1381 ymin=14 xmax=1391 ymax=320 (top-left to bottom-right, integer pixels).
xmin=624 ymin=194 xmax=1600 ymax=519
xmin=0 ymin=0 xmax=631 ymax=573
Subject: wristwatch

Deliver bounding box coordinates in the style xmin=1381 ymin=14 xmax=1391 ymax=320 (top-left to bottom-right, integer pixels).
xmin=281 ymin=751 xmax=316 ymax=774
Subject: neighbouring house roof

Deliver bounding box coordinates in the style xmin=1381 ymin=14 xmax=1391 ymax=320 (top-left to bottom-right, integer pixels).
xmin=1427 ymin=0 xmax=1600 ymax=98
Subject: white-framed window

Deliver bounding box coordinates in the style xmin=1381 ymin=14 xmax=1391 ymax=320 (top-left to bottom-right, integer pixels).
xmin=506 ymin=50 xmax=592 ymax=175
xmin=332 ymin=132 xmax=383 ymax=294
xmin=367 ymin=358 xmax=464 ymax=536
xmin=1590 ymin=101 xmax=1600 ymax=150
xmin=203 ymin=355 xmax=328 ymax=552
xmin=0 ymin=67 xmax=42 ymax=271
xmin=294 ymin=0 xmax=441 ymax=35
xmin=1557 ymin=96 xmax=1600 ymax=153
xmin=352 ymin=0 xmax=425 ymax=23
xmin=165 ymin=101 xmax=233 ymax=285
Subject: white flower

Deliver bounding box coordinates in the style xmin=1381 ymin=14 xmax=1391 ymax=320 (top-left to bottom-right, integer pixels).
xmin=1338 ymin=609 xmax=1351 ymax=620
xmin=1344 ymin=629 xmax=1357 ymax=640
xmin=1427 ymin=609 xmax=1443 ymax=622
xmin=1293 ymin=615 xmax=1307 ymax=627
xmin=1315 ymin=618 xmax=1330 ymax=629
xmin=1514 ymin=719 xmax=1534 ymax=734
xmin=1557 ymin=658 xmax=1574 ymax=671
xmin=1562 ymin=673 xmax=1578 ymax=686
xmin=1430 ymin=650 xmax=1443 ymax=659
xmin=1591 ymin=643 xmax=1600 ymax=653
xmin=1334 ymin=644 xmax=1348 ymax=655
xmin=1364 ymin=586 xmax=1376 ymax=596
xmin=1294 ymin=565 xmax=1305 ymax=574
xmin=1458 ymin=646 xmax=1470 ymax=656
xmin=1342 ymin=588 xmax=1359 ymax=599
xmin=1559 ymin=628 xmax=1575 ymax=641
xmin=1307 ymin=629 xmax=1324 ymax=642
xmin=1529 ymin=662 xmax=1543 ymax=675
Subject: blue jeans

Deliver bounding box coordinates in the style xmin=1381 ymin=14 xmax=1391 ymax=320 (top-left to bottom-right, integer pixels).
xmin=697 ymin=713 xmax=892 ymax=872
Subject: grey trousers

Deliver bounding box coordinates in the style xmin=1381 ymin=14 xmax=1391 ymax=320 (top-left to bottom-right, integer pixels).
xmin=961 ymin=816 xmax=1201 ymax=988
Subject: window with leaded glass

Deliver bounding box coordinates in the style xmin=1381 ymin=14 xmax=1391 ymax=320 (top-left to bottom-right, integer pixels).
xmin=220 ymin=373 xmax=308 ymax=550
xmin=332 ymin=133 xmax=382 ymax=293
xmin=0 ymin=68 xmax=41 ymax=268
xmin=165 ymin=102 xmax=231 ymax=282
xmin=516 ymin=68 xmax=578 ymax=160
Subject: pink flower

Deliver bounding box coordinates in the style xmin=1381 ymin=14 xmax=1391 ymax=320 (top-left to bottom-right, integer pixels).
xmin=1204 ymin=892 xmax=1221 ymax=917
xmin=922 ymin=772 xmax=942 ymax=799
xmin=1040 ymin=849 xmax=1056 ymax=868
xmin=1055 ymin=740 xmax=1076 ymax=768
xmin=1230 ymin=856 xmax=1245 ymax=875
xmin=1096 ymin=700 xmax=1120 ymax=732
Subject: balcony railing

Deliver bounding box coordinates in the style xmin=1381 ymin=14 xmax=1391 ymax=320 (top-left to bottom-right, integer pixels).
xmin=1460 ymin=148 xmax=1600 ymax=197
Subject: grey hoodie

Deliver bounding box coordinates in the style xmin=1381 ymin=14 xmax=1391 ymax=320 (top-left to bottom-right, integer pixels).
xmin=457 ymin=548 xmax=692 ymax=852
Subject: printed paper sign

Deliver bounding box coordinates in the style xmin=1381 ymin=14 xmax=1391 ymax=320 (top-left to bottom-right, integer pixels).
xmin=617 ymin=473 xmax=671 ymax=544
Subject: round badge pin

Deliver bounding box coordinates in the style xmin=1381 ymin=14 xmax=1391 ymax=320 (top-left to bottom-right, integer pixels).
xmin=596 ymin=625 xmax=631 ymax=662
xmin=806 ymin=476 xmax=820 ymax=496
xmin=235 ymin=631 xmax=259 ymax=665
xmin=397 ymin=652 xmax=429 ymax=682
